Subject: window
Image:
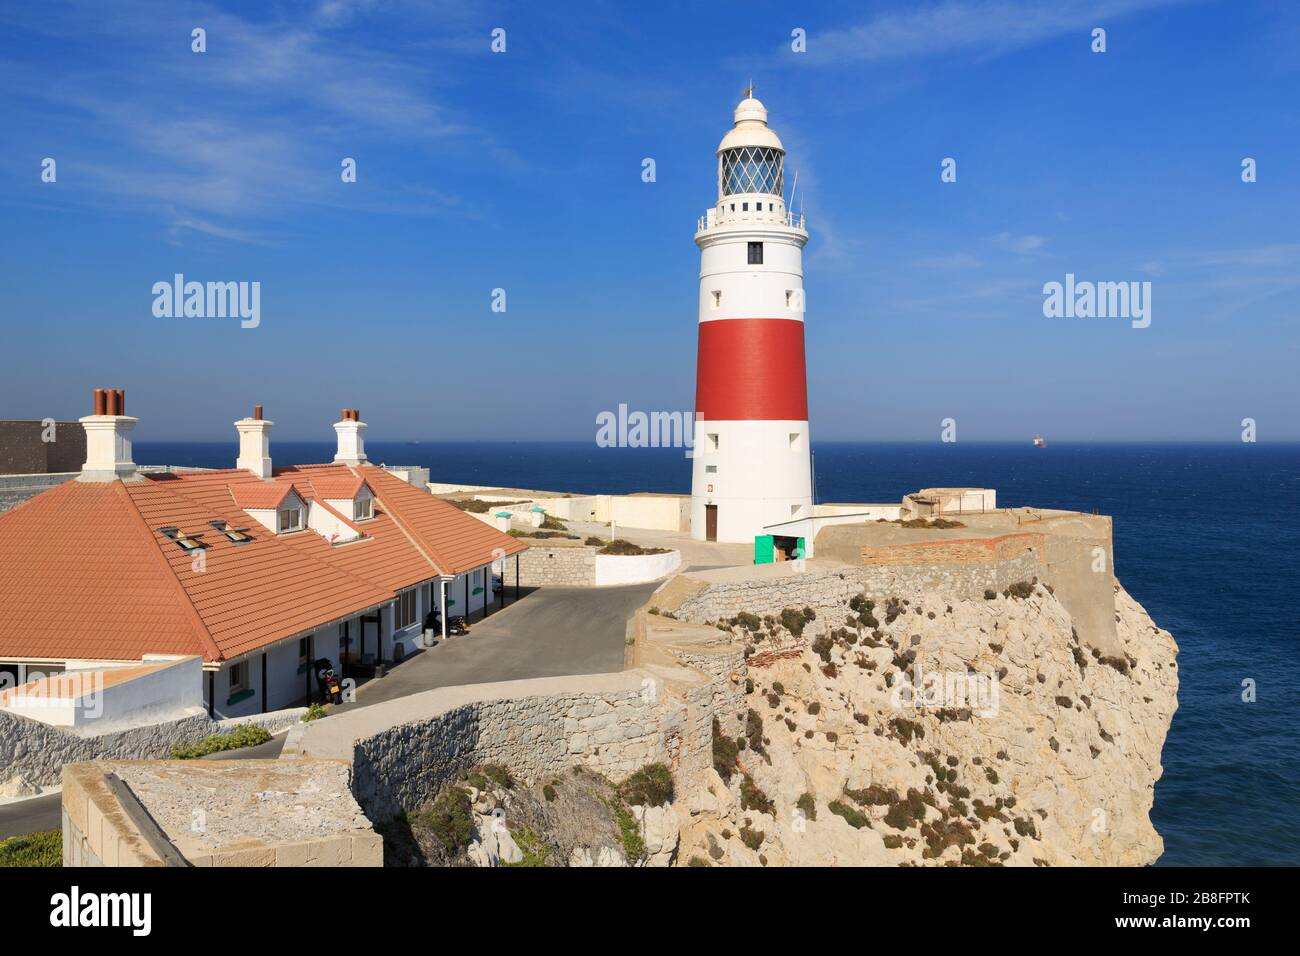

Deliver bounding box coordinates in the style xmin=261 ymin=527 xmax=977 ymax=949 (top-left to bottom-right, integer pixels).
xmin=395 ymin=589 xmax=417 ymax=629
xmin=711 ymin=290 xmax=721 ymax=309
xmin=705 ymin=465 xmax=717 ymax=474
xmin=298 ymin=638 xmax=309 ymax=664
xmin=789 ymin=432 xmax=802 ymax=451
xmin=742 ymin=202 xmax=749 ymax=211
xmin=790 ymin=504 xmax=802 ymax=518
xmin=278 ymin=507 xmax=302 ymax=532
xmin=229 ymin=661 xmax=248 ymax=692
xmin=748 ymin=242 xmax=763 ymax=265
xmin=355 ymin=496 xmax=373 ymax=520
xmin=706 ymin=433 xmax=719 ymax=453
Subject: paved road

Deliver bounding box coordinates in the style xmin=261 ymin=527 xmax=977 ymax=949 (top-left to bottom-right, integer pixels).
xmin=339 ymin=581 xmax=657 ymax=710
xmin=0 ymin=730 xmax=288 ymax=841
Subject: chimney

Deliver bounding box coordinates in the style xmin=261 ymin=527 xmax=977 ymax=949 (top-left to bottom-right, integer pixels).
xmin=235 ymin=405 xmax=274 ymax=478
xmin=78 ymin=387 xmax=139 ymax=482
xmin=333 ymin=407 xmax=368 ymax=465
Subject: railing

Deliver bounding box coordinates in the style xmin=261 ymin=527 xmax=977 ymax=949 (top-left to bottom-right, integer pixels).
xmin=697 ymin=210 xmax=806 ymax=232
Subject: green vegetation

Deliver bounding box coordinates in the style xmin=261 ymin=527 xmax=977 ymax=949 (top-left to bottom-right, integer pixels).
xmin=420 ymin=786 xmax=474 ymax=851
xmin=170 ymin=724 xmax=271 ymax=759
xmin=598 ymin=538 xmax=671 ymax=556
xmin=503 ymin=826 xmax=548 ymax=867
xmin=828 ymin=800 xmax=869 ymax=829
xmin=1002 ymin=579 xmax=1037 ymax=600
xmin=712 ymin=718 xmax=738 ymax=782
xmin=301 ymin=702 xmax=328 ymax=721
xmin=585 ymin=535 xmax=607 ymax=546
xmin=539 ymin=514 xmax=568 ymax=530
xmin=796 ymin=792 xmax=817 ymax=821
xmin=618 ymin=763 xmax=675 ymax=807
xmin=739 ymin=825 xmax=764 ymax=851
xmin=739 ymin=777 xmax=775 ymax=815
xmin=611 ymin=801 xmax=645 ymax=861
xmin=0 ymin=829 xmax=60 ymax=867
xmin=481 ymin=764 xmax=514 ymax=790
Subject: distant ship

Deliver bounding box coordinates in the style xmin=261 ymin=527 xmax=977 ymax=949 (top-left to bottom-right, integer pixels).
xmin=1032 ymin=436 xmax=1047 ymax=448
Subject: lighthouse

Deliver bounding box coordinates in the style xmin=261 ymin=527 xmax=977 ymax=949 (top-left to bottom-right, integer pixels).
xmin=690 ymin=92 xmax=812 ymax=544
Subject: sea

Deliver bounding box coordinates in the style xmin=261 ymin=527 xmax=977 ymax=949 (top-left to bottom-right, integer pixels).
xmin=135 ymin=439 xmax=1299 ymax=867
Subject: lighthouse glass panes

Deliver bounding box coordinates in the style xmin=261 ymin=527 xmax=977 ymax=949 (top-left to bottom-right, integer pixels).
xmin=721 ymin=147 xmax=783 ymax=196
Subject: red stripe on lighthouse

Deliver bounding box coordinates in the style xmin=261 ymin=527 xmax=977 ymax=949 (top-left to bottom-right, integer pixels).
xmin=695 ymin=318 xmax=808 ymax=421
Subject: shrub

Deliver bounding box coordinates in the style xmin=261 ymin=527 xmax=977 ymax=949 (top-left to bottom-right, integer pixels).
xmin=543 ymin=783 xmax=558 ymax=802
xmin=0 ymin=829 xmax=60 ymax=867
xmin=302 ymin=702 xmax=328 ymax=722
xmin=421 ymin=786 xmax=474 ymax=851
xmin=1002 ymin=579 xmax=1036 ymax=600
xmin=882 ymin=834 xmax=903 ymax=850
xmin=806 ymin=701 xmax=821 ymax=716
xmin=687 ymin=855 xmax=711 ymax=867
xmin=618 ymin=763 xmax=675 ymax=807
xmin=481 ymin=764 xmax=514 ymax=790
xmin=712 ymin=718 xmax=738 ymax=782
xmin=170 ymin=724 xmax=271 ymax=759
xmin=539 ymin=513 xmax=567 ymax=530
xmin=811 ymin=635 xmax=834 ymax=663
xmin=828 ymin=800 xmax=869 ymax=829
xmin=739 ymin=825 xmax=765 ymax=850
xmin=585 ymin=535 xmax=607 ymax=546
xmin=740 ymin=777 xmax=775 ymax=815
xmin=733 ymin=612 xmax=762 ymax=632
xmin=780 ymin=607 xmax=809 ymax=637
xmin=599 ymin=538 xmax=671 ymax=556
xmin=502 ymin=825 xmax=548 ymax=867
xmin=612 ymin=802 xmax=645 ymax=861
xmin=983 ymin=589 xmax=997 ymax=600
xmin=745 ymin=709 xmax=767 ymax=758
xmin=797 ymin=792 xmax=817 ymax=821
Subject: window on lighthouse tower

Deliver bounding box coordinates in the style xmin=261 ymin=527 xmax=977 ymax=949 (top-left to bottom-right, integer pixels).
xmin=748 ymin=242 xmax=764 ymax=265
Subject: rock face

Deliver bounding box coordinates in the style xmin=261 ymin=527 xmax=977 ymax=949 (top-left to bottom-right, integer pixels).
xmin=675 ymin=581 xmax=1177 ymax=867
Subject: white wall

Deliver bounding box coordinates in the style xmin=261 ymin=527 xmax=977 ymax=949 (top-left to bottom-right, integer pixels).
xmin=594 ymin=549 xmax=682 ymax=586
xmin=690 ymin=419 xmax=813 ymax=543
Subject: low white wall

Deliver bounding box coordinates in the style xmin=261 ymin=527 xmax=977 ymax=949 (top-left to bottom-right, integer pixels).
xmin=595 ymin=495 xmax=689 ymax=532
xmin=594 ymin=549 xmax=681 ymax=587
xmin=1 ymin=657 xmax=202 ymax=730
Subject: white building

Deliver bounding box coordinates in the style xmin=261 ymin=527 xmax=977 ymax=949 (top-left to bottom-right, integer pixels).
xmin=0 ymin=390 xmax=528 ymax=719
xmin=690 ymin=92 xmax=813 ymax=546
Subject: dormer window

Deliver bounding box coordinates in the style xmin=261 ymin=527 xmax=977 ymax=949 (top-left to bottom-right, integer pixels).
xmin=355 ymin=494 xmax=373 ymax=521
xmin=278 ymin=506 xmax=303 ymax=533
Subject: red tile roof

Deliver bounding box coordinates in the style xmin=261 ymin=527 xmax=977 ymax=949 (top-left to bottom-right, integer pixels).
xmin=0 ymin=462 xmax=527 ymax=665
xmin=230 ymin=481 xmax=299 ymax=511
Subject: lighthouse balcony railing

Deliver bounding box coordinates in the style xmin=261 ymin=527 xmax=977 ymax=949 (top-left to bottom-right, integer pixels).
xmin=697 ymin=211 xmax=805 ymax=232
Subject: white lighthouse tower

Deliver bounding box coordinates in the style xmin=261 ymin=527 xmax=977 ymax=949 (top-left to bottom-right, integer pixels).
xmin=690 ymin=91 xmax=812 ymax=545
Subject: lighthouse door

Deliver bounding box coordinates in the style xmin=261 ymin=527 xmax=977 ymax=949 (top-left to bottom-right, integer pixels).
xmin=705 ymin=505 xmax=718 ymax=542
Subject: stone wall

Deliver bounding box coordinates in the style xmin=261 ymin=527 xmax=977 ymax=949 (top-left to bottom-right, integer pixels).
xmin=517 ymin=546 xmax=596 ymax=586
xmin=288 ymin=669 xmax=722 ymax=822
xmin=1 ymin=706 xmax=306 ymax=791
xmin=0 ymin=472 xmax=78 ymax=513
xmin=672 ymin=554 xmax=1042 ymax=625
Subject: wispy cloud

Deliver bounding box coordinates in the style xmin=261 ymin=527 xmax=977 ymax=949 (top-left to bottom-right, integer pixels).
xmin=800 ymin=0 xmax=1191 ymax=65
xmin=990 ymin=231 xmax=1049 ymax=255
xmin=0 ymin=0 xmax=495 ymax=241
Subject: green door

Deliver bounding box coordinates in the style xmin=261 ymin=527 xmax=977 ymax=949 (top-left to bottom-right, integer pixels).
xmin=754 ymin=535 xmax=775 ymax=564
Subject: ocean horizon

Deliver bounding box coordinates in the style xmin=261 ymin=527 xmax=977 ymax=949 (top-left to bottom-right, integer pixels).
xmin=135 ymin=439 xmax=1300 ymax=867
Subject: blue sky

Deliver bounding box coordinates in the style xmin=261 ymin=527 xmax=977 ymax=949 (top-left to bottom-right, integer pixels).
xmin=0 ymin=0 xmax=1296 ymax=441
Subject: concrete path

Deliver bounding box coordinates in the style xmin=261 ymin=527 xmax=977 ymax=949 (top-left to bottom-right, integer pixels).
xmin=338 ymin=581 xmax=658 ymax=710
xmin=0 ymin=730 xmax=288 ymax=841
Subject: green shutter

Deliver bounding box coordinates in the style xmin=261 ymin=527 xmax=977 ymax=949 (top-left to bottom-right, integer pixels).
xmin=754 ymin=535 xmax=774 ymax=565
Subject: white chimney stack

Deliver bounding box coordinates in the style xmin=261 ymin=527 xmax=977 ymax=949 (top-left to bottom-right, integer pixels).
xmin=333 ymin=408 xmax=367 ymax=465
xmin=235 ymin=404 xmax=274 ymax=479
xmin=79 ymin=388 xmax=139 ymax=482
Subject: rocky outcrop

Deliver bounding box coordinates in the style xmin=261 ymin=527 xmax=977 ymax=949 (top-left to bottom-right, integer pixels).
xmin=674 ymin=580 xmax=1177 ymax=866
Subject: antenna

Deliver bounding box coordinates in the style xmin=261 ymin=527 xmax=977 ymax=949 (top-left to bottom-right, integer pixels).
xmin=789 ymin=168 xmax=799 ymax=223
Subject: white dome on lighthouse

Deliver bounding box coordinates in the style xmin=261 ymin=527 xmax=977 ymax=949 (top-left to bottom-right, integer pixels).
xmin=718 ymin=95 xmax=785 ymax=153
